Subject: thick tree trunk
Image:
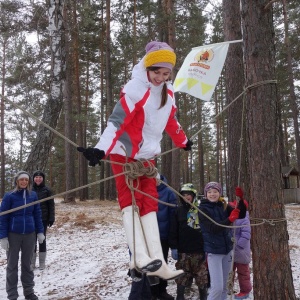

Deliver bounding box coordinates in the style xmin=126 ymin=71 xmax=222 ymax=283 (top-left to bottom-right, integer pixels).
xmin=241 ymin=1 xmax=296 ymax=299
xmin=223 ymin=0 xmax=247 ymax=199
xmin=24 ymin=0 xmax=65 ymax=174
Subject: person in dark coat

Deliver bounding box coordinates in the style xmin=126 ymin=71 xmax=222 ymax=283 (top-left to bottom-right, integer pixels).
xmin=128 ymin=174 xmax=177 ymax=300
xmin=150 ymin=174 xmax=177 ymax=300
xmin=199 ymin=182 xmax=246 ymax=300
xmin=0 ymin=171 xmax=45 ymax=300
xmin=31 ymin=170 xmax=55 ymax=270
xmin=169 ymin=183 xmax=208 ymax=300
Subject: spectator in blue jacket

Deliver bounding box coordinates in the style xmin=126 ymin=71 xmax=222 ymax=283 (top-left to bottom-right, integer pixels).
xmin=128 ymin=174 xmax=176 ymax=300
xmin=150 ymin=174 xmax=177 ymax=300
xmin=0 ymin=171 xmax=45 ymax=300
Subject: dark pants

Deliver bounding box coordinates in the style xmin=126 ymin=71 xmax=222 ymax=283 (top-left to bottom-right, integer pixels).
xmin=34 ymin=220 xmax=47 ymax=252
xmin=6 ymin=232 xmax=36 ymax=300
xmin=150 ymin=239 xmax=169 ymax=296
xmin=128 ymin=274 xmax=152 ymax=300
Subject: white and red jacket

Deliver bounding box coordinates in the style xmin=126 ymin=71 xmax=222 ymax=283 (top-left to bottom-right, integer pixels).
xmin=95 ymin=58 xmax=188 ymax=160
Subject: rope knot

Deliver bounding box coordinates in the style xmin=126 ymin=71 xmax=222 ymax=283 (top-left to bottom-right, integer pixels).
xmin=123 ymin=159 xmax=158 ymax=180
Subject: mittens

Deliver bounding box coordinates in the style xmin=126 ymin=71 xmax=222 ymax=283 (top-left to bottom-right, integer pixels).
xmin=235 ymin=186 xmax=243 ymax=199
xmin=37 ymin=233 xmax=45 ymax=244
xmin=77 ymin=147 xmax=105 ymax=166
xmin=171 ymin=249 xmax=178 ymax=260
xmin=0 ymin=238 xmax=9 ymax=251
xmin=183 ymin=139 xmax=193 ymax=151
xmin=228 ymin=208 xmax=240 ymax=223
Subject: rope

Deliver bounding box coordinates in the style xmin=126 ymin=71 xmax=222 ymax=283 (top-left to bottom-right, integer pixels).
xmin=1 ymin=79 xmax=284 ymax=230
xmin=226 ymin=79 xmax=277 ymax=297
xmin=0 ymin=171 xmax=129 ymax=216
xmin=154 ymin=79 xmax=277 ymax=159
xmin=228 ymin=89 xmax=247 ymax=297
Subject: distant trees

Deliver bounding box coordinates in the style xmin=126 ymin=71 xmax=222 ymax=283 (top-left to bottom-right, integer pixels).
xmin=0 ymin=0 xmax=298 ymax=205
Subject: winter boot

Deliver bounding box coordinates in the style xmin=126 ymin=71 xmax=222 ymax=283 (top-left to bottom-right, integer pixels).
xmin=158 ymin=291 xmax=175 ymax=300
xmin=199 ymin=287 xmax=208 ymax=300
xmin=30 ymin=252 xmax=37 ymax=271
xmin=122 ymin=206 xmax=162 ymax=273
xmin=39 ymin=252 xmax=46 ymax=270
xmin=25 ymin=293 xmax=39 ymax=300
xmin=140 ymin=212 xmax=184 ymax=281
xmin=176 ymin=285 xmax=185 ymax=300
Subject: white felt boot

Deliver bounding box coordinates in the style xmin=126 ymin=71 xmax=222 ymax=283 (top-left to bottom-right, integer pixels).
xmin=141 ymin=212 xmax=184 ymax=280
xmin=122 ymin=206 xmax=162 ymax=273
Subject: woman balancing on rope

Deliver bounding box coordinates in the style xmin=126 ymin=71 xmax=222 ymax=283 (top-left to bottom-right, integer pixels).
xmin=78 ymin=41 xmax=192 ymax=280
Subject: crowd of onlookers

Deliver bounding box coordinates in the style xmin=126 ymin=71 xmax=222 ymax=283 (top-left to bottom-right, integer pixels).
xmin=127 ymin=177 xmax=252 ymax=300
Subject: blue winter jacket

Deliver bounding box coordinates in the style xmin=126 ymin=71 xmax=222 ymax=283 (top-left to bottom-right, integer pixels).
xmin=199 ymin=198 xmax=234 ymax=255
xmin=0 ymin=189 xmax=44 ymax=238
xmin=157 ymin=175 xmax=177 ymax=240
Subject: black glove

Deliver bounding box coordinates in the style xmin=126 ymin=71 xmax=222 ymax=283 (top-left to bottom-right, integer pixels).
xmin=77 ymin=147 xmax=105 ymax=167
xmin=183 ymin=139 xmax=193 ymax=151
xmin=237 ymin=199 xmax=246 ymax=219
xmin=48 ymin=221 xmax=54 ymax=228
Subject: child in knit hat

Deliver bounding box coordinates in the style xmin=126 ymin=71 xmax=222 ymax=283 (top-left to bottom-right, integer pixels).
xmin=78 ymin=41 xmax=193 ymax=282
xmin=199 ymin=182 xmax=246 ymax=300
xmin=229 ymin=187 xmax=252 ymax=299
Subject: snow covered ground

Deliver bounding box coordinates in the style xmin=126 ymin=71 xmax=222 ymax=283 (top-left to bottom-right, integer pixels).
xmin=0 ymin=200 xmax=299 ymax=300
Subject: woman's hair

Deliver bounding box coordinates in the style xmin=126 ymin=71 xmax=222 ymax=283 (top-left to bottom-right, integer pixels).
xmin=13 ymin=171 xmax=32 ymax=193
xmin=146 ymin=66 xmax=170 ymax=109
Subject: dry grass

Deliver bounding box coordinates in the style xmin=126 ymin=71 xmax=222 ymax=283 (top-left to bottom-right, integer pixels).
xmin=53 ymin=199 xmax=122 ymax=232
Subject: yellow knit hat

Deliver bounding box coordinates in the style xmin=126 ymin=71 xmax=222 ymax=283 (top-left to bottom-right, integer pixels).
xmin=144 ymin=41 xmax=176 ymax=70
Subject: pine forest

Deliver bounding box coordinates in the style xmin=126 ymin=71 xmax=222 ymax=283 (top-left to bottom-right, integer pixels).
xmin=0 ymin=1 xmax=299 ymax=299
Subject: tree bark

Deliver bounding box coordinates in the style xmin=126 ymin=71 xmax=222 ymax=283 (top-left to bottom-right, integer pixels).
xmin=241 ymin=1 xmax=296 ymax=298
xmin=223 ymin=0 xmax=247 ymax=199
xmin=24 ymin=0 xmax=65 ymax=174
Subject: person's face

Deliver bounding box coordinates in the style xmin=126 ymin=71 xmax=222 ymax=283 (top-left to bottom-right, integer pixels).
xmin=182 ymin=193 xmax=194 ymax=202
xmin=34 ymin=175 xmax=43 ymax=186
xmin=17 ymin=178 xmax=29 ymax=189
xmin=206 ymin=188 xmax=220 ymax=202
xmin=148 ymin=68 xmax=171 ymax=86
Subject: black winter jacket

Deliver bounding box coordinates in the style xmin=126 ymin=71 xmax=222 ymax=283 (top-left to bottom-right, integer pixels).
xmin=199 ymin=198 xmax=233 ymax=255
xmin=169 ymin=199 xmax=205 ymax=254
xmin=32 ymin=184 xmax=55 ymax=223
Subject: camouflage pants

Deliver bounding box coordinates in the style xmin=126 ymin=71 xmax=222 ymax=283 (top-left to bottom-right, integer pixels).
xmin=175 ymin=252 xmax=208 ymax=288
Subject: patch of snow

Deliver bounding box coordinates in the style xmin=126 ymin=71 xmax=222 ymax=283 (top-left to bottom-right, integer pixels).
xmin=0 ymin=200 xmax=299 ymax=299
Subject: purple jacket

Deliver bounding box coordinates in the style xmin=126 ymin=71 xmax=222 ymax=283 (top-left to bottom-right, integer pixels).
xmin=232 ymin=211 xmax=251 ymax=264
